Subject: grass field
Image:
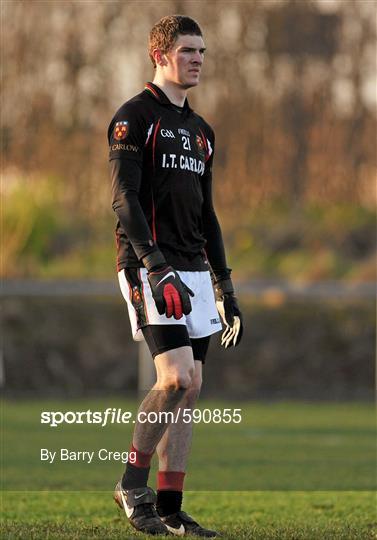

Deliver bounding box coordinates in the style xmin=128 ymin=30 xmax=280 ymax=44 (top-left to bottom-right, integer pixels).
xmin=1 ymin=399 xmax=376 ymax=539
xmin=2 ymin=490 xmax=376 ymax=539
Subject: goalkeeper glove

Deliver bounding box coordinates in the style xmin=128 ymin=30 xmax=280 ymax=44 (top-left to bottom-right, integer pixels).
xmin=213 ymin=275 xmax=243 ymax=348
xmin=147 ymin=265 xmax=194 ymax=319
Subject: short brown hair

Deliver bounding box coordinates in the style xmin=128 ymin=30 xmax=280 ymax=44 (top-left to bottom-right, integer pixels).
xmin=149 ymin=15 xmax=202 ymax=68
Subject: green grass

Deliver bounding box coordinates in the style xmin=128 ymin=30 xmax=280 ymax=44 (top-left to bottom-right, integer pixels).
xmin=1 ymin=491 xmax=376 ymax=539
xmin=1 ymin=400 xmax=376 ymax=538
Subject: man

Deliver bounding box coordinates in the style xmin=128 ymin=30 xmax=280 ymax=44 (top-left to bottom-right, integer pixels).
xmin=108 ymin=15 xmax=243 ymax=537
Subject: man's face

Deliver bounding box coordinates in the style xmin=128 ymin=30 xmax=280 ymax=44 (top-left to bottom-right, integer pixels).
xmin=163 ymin=34 xmax=206 ymax=88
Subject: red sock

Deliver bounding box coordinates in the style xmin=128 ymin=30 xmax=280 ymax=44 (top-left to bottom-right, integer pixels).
xmin=121 ymin=444 xmax=154 ymax=490
xmin=130 ymin=443 xmax=154 ymax=468
xmin=157 ymin=471 xmax=186 ymax=492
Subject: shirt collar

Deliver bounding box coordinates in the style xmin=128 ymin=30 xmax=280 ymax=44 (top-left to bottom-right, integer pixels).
xmin=144 ymin=82 xmax=192 ymax=112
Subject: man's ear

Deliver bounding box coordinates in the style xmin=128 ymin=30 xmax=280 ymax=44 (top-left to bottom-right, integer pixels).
xmin=153 ymin=49 xmax=167 ymax=67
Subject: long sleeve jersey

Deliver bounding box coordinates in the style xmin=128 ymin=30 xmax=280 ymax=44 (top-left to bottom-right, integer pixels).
xmin=108 ymin=82 xmax=228 ymax=275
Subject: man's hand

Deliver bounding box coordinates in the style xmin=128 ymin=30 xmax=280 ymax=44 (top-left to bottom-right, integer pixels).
xmin=147 ymin=265 xmax=194 ymax=319
xmin=214 ymin=277 xmax=243 ymax=348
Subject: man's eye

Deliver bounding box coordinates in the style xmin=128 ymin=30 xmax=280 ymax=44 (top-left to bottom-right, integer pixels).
xmin=180 ymin=48 xmax=205 ymax=54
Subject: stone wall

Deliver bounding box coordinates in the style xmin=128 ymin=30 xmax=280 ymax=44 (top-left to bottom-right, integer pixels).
xmin=2 ymin=296 xmax=374 ymax=400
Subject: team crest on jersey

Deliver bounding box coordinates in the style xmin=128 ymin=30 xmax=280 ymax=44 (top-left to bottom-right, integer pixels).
xmin=196 ymin=134 xmax=205 ymax=157
xmin=132 ymin=286 xmax=142 ymax=306
xmin=114 ymin=121 xmax=129 ymax=141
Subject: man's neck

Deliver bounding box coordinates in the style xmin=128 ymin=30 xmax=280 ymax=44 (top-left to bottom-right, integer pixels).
xmin=152 ymin=77 xmax=187 ymax=107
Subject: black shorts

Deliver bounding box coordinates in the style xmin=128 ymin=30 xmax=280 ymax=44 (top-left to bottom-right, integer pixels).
xmin=142 ymin=325 xmax=211 ymax=363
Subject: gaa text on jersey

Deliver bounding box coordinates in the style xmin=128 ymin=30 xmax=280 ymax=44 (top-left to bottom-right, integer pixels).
xmin=161 ymin=129 xmax=175 ymax=138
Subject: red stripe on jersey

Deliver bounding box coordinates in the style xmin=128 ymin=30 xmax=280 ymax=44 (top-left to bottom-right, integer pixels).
xmin=151 ymin=195 xmax=157 ymax=242
xmin=151 ymin=118 xmax=161 ymax=241
xmin=202 ymin=247 xmax=209 ymax=265
xmin=144 ymin=83 xmax=160 ymax=99
xmin=138 ymin=268 xmax=149 ymax=324
xmin=152 ymin=118 xmax=161 ymax=170
xmin=199 ymin=128 xmax=209 ymax=162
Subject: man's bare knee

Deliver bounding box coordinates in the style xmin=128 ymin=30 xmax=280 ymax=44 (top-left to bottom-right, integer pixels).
xmin=185 ymin=376 xmax=202 ymax=404
xmin=155 ymin=347 xmax=195 ymax=391
xmin=159 ymin=371 xmax=193 ymax=391
xmin=184 ymin=362 xmax=202 ymax=404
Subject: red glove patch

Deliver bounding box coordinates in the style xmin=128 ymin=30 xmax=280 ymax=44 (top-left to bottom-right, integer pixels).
xmin=163 ymin=283 xmax=183 ymax=319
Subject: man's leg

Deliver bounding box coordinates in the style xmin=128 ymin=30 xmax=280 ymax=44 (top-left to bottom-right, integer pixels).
xmin=121 ymin=346 xmax=195 ymax=490
xmin=155 ymin=360 xmax=202 ymax=514
xmin=114 ymin=345 xmax=196 ymax=535
xmin=154 ymin=337 xmax=219 ymax=537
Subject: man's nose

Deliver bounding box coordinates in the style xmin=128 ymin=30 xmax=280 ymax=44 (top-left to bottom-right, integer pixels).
xmin=192 ymin=51 xmax=203 ymax=64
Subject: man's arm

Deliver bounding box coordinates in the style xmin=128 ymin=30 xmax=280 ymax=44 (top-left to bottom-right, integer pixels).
xmin=109 ymin=110 xmax=193 ymax=319
xmin=201 ymin=145 xmax=243 ymax=348
xmin=110 ymin=158 xmax=165 ymax=269
xmin=201 ymin=168 xmax=229 ymax=281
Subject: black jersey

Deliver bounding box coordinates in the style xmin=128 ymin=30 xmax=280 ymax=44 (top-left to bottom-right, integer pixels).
xmin=108 ymin=82 xmax=228 ymax=275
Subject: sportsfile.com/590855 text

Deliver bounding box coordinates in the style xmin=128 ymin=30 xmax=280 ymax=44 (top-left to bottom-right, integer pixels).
xmin=40 ymin=408 xmax=242 ymax=427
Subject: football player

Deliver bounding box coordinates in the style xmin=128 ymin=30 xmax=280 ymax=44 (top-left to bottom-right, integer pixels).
xmin=109 ymin=15 xmax=243 ymax=537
